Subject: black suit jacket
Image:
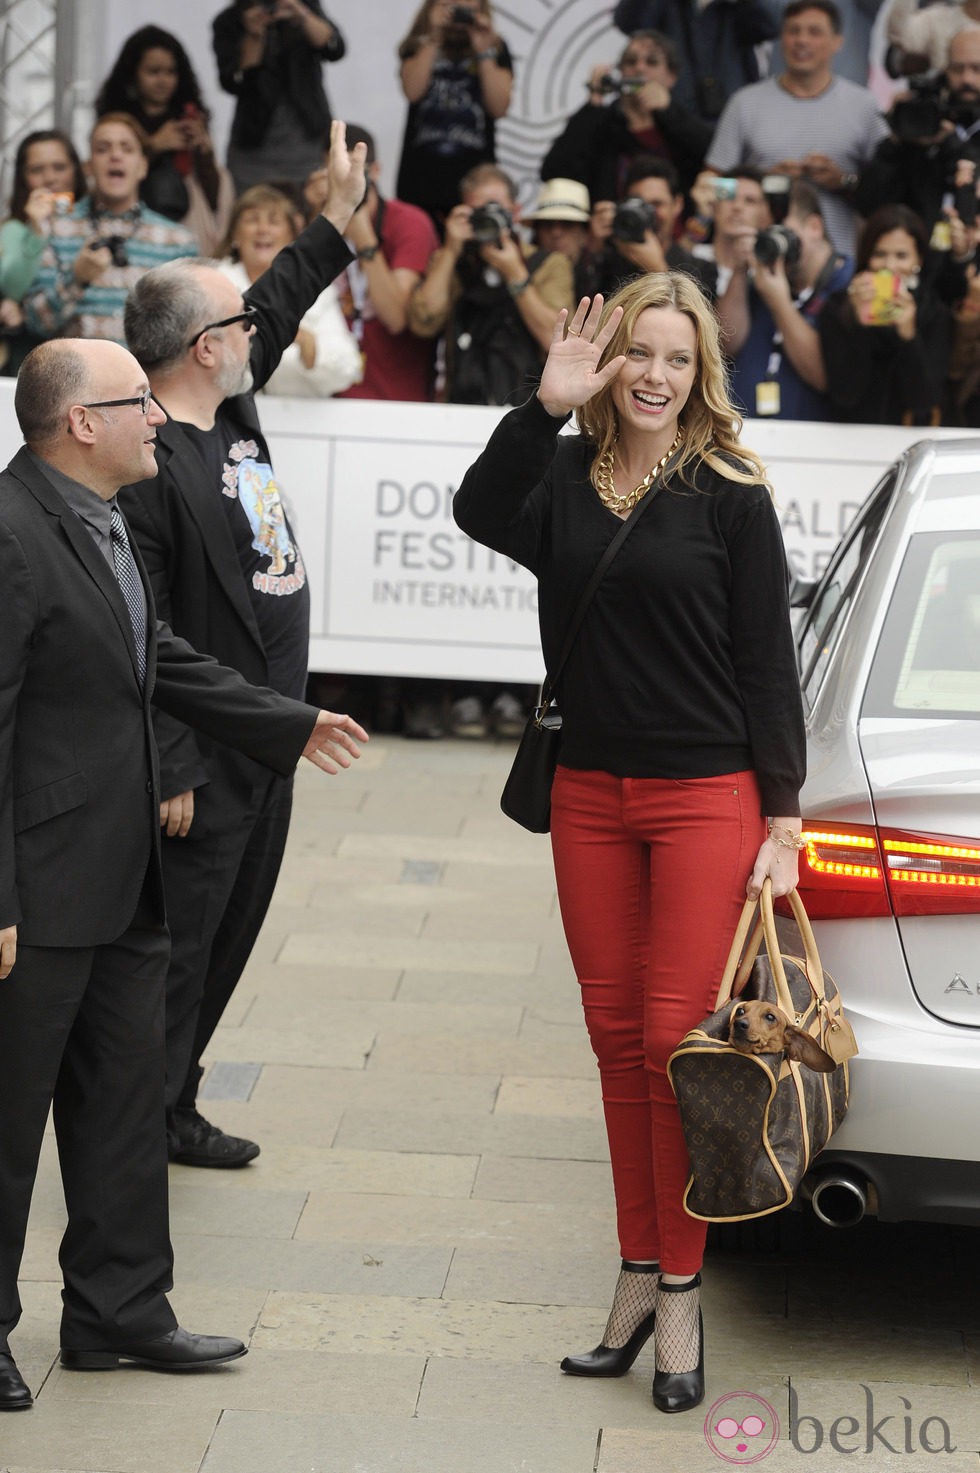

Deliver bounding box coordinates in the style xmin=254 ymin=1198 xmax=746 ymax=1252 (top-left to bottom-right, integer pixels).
xmin=119 ymin=215 xmax=354 ymax=830
xmin=0 ymin=446 xmax=316 ymax=947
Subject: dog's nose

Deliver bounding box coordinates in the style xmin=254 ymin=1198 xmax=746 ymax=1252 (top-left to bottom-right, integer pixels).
xmin=733 ymin=1014 xmax=750 ymax=1033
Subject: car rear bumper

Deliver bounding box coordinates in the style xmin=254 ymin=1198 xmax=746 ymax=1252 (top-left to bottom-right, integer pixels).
xmin=805 ymin=1150 xmax=980 ymax=1226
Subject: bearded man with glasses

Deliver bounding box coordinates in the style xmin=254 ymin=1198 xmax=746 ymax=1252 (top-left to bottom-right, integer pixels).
xmin=119 ymin=121 xmax=366 ymax=1170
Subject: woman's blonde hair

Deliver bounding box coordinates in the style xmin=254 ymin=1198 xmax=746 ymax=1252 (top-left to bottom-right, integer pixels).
xmin=577 ymin=271 xmax=770 ymax=493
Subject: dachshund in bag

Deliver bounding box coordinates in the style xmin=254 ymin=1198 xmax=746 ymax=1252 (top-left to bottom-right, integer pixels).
xmin=728 ymin=1000 xmax=836 ymax=1072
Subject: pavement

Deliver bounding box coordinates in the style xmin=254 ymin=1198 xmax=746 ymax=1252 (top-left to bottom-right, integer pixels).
xmin=5 ymin=733 xmax=980 ymax=1473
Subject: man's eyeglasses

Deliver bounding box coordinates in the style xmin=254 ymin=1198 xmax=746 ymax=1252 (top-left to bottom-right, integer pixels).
xmin=187 ymin=304 xmax=258 ymax=349
xmin=81 ymin=388 xmax=154 ymax=416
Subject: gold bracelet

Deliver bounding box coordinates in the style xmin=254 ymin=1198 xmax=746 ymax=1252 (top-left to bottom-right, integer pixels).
xmin=769 ymin=823 xmax=805 ymax=851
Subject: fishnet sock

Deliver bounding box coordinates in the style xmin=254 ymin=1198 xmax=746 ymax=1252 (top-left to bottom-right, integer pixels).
xmin=601 ymin=1265 xmax=660 ymax=1349
xmin=655 ymin=1280 xmax=701 ymax=1373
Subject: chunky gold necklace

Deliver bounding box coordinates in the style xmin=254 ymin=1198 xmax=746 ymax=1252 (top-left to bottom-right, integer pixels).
xmin=595 ymin=430 xmax=683 ymax=513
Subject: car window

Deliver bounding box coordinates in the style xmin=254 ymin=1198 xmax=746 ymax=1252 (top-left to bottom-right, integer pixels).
xmin=864 ymin=532 xmax=980 ymax=719
xmin=797 ymin=470 xmax=897 ymax=703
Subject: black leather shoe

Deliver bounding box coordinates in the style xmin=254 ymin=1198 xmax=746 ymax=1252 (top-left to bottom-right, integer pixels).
xmin=0 ymin=1352 xmax=32 ymax=1410
xmin=60 ymin=1327 xmax=247 ymax=1371
xmin=652 ymin=1274 xmax=704 ymax=1413
xmin=168 ymin=1109 xmax=259 ymax=1168
xmin=561 ymin=1260 xmax=659 ymax=1378
xmin=560 ymin=1308 xmax=657 ymax=1377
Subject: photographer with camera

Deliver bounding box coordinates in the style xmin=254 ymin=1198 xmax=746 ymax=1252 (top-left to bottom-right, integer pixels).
xmin=612 ymin=0 xmax=782 ymax=126
xmin=407 ymin=162 xmax=573 ymax=404
xmin=590 ymin=156 xmax=717 ymax=302
xmin=716 ymin=178 xmax=851 ymax=421
xmin=0 ymin=131 xmax=87 ymax=375
xmin=212 ymin=1 xmax=344 ymax=194
xmin=396 ymin=1 xmax=513 ymax=232
xmin=818 ymin=204 xmax=952 ymax=423
xmin=23 ymin=114 xmax=196 ymax=347
xmin=854 ymin=26 xmax=980 ymax=281
xmin=541 ymin=30 xmax=713 ymax=206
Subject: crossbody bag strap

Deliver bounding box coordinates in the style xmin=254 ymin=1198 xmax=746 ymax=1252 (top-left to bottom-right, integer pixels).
xmin=540 ymin=479 xmax=666 ymax=706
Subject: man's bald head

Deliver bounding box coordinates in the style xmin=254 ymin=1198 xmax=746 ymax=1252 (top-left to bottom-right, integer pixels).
xmin=16 ymin=340 xmax=94 ymax=451
xmin=16 ymin=338 xmax=150 ymax=452
xmin=948 ymin=26 xmax=980 ymax=95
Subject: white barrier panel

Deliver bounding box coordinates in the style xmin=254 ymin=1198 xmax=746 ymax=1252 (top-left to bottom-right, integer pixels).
xmin=0 ymin=382 xmax=974 ymax=681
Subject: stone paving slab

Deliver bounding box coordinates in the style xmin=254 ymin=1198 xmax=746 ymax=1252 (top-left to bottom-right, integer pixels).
xmin=175 ymin=1146 xmax=479 ymax=1199
xmin=366 ymin=1032 xmax=597 ymax=1078
xmin=210 ymin=1060 xmax=501 ymax=1123
xmin=278 ymin=930 xmax=538 ymax=975
xmin=593 ymin=1427 xmax=980 ymax=1473
xmin=294 ymin=1191 xmax=614 ymax=1250
xmin=0 ymin=1400 xmax=220 ymax=1473
xmin=239 ymin=962 xmax=403 ymax=1001
xmin=169 ymin=1235 xmax=453 ymax=1298
xmin=198 ymin=1409 xmax=599 ymax=1473
xmin=244 ymin=993 xmax=526 ymax=1039
xmin=42 ymin=1349 xmax=425 ymax=1417
xmin=394 ymin=969 xmax=575 ymax=1010
xmin=166 ymin=1182 xmax=308 ymax=1239
xmin=205 ymin=1020 xmax=376 ymax=1069
xmin=494 ymin=1075 xmax=602 ymax=1118
xmin=332 ymin=1105 xmax=608 ymax=1160
xmin=250 ymin=1290 xmax=605 ymax=1359
xmin=472 ymin=1155 xmax=614 ymax=1207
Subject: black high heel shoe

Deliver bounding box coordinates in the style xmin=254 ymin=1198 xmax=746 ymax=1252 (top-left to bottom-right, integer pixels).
xmin=652 ymin=1273 xmax=704 ymax=1413
xmin=560 ymin=1260 xmax=659 ymax=1378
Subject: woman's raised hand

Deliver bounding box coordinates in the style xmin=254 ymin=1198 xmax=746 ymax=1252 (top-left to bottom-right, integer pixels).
xmin=537 ymin=296 xmax=626 ymax=419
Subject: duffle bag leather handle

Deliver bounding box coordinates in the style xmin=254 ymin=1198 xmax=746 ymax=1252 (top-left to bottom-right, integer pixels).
xmin=715 ymin=881 xmax=827 ymax=1017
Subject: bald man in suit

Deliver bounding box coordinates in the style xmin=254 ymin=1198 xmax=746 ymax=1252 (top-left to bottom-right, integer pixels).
xmin=0 ymin=335 xmax=367 ymax=1410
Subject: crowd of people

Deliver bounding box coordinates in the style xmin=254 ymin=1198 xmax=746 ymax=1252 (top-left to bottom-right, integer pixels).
xmin=1 ymin=1 xmax=979 ymax=428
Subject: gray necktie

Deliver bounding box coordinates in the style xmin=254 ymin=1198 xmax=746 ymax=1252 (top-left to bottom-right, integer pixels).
xmin=109 ymin=502 xmax=147 ymax=687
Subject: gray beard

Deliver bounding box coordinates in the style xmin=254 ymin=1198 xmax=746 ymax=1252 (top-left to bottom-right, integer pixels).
xmin=217 ymin=357 xmax=254 ymax=400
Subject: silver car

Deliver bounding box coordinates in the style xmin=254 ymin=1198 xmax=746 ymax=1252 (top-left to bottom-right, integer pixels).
xmin=790 ymin=437 xmax=980 ymax=1229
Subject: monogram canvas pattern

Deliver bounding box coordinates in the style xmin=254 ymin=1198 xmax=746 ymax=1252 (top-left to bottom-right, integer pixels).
xmin=668 ymin=952 xmax=851 ymax=1222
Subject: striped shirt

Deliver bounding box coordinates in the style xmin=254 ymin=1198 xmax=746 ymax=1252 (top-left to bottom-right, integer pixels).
xmin=24 ymin=199 xmax=197 ymax=345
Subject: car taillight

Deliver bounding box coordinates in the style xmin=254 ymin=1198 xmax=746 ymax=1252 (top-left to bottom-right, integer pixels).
xmin=793 ymin=824 xmax=890 ymax=917
xmin=791 ymin=823 xmax=980 ymax=918
xmin=882 ymin=830 xmax=980 ymax=916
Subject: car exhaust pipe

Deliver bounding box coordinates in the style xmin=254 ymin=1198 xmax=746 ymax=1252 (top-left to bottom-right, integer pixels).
xmin=809 ymin=1172 xmax=868 ymax=1228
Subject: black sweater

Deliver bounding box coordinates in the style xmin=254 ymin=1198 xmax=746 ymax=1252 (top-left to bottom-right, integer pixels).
xmin=452 ymin=396 xmax=805 ymax=816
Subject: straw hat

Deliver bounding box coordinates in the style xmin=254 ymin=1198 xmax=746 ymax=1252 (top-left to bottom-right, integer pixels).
xmin=524 ymin=178 xmax=591 ymax=224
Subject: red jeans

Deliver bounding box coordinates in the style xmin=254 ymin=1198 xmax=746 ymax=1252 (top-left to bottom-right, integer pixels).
xmin=550 ymin=766 xmax=765 ymax=1275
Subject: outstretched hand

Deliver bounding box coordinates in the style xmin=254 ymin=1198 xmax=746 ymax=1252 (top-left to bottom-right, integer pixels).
xmin=302 ymin=709 xmax=370 ymax=775
xmin=319 ymin=119 xmax=369 ymax=236
xmin=537 ymin=297 xmax=627 ymax=419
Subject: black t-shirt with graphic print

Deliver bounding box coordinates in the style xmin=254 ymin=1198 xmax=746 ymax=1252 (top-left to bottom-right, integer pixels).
xmin=182 ymin=407 xmax=310 ymax=701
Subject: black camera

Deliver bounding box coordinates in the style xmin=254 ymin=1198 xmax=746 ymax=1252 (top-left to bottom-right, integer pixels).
xmin=754 ymin=224 xmax=802 ymax=269
xmin=890 ymin=76 xmax=946 ymax=141
xmin=87 ymin=234 xmax=129 ymax=268
xmin=451 ymin=5 xmax=475 ymax=22
xmin=611 ymin=196 xmax=658 ymax=243
xmin=468 ymin=200 xmax=512 ymax=246
xmin=590 ymin=71 xmax=641 ymax=98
